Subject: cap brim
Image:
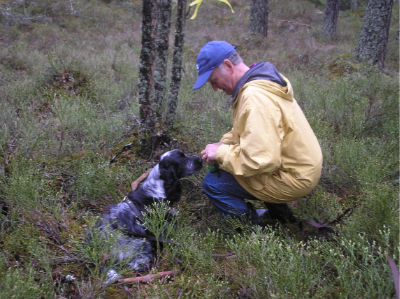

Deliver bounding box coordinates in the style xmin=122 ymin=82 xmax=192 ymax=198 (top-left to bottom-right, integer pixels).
xmin=192 ymin=69 xmax=214 ymax=90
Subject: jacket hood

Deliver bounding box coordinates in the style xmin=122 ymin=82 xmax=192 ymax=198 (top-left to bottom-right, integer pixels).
xmin=231 ymin=62 xmax=287 ymax=103
xmin=243 ymin=75 xmax=295 ymax=103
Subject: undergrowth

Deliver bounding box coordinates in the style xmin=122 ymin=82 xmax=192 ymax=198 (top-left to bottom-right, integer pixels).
xmin=0 ymin=0 xmax=398 ymax=298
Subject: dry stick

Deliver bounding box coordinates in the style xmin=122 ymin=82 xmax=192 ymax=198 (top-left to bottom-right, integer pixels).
xmin=52 ymin=256 xmax=88 ymax=265
xmin=211 ymin=252 xmax=235 ymax=258
xmin=387 ymin=256 xmax=400 ymax=299
xmin=131 ymin=169 xmax=152 ymax=191
xmin=118 ymin=270 xmax=180 ymax=284
xmin=277 ymin=19 xmax=312 ymax=28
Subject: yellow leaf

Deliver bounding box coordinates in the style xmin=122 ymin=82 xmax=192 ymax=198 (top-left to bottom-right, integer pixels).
xmin=189 ymin=0 xmax=203 ymax=6
xmin=189 ymin=0 xmax=203 ymax=20
xmin=218 ymin=0 xmax=234 ymax=13
xmin=189 ymin=0 xmax=234 ymax=20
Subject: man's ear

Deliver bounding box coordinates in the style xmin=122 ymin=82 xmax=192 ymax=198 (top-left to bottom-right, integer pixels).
xmin=223 ymin=59 xmax=234 ymax=74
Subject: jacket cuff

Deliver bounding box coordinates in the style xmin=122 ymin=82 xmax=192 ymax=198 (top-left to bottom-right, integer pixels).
xmin=216 ymin=143 xmax=229 ymax=165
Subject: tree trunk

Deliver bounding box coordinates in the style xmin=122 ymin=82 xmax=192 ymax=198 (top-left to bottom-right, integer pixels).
xmin=249 ymin=0 xmax=269 ymax=37
xmin=138 ymin=0 xmax=156 ymax=131
xmin=355 ymin=0 xmax=393 ymax=69
xmin=322 ymin=0 xmax=340 ymax=38
xmin=165 ymin=0 xmax=187 ymax=127
xmin=152 ymin=0 xmax=172 ymax=123
xmin=351 ymin=0 xmax=358 ymax=10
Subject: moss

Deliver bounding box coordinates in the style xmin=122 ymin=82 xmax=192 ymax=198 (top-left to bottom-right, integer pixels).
xmin=43 ymin=68 xmax=93 ymax=97
xmin=104 ymin=286 xmax=131 ymax=299
xmin=109 ymin=132 xmax=141 ymax=165
xmin=327 ymin=54 xmax=360 ymax=78
xmin=1 ymin=223 xmax=41 ymax=263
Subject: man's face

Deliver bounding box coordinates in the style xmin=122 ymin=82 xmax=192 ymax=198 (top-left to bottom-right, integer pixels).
xmin=208 ymin=63 xmax=234 ymax=95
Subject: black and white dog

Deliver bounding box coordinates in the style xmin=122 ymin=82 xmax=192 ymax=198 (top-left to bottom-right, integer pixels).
xmin=90 ymin=149 xmax=202 ymax=283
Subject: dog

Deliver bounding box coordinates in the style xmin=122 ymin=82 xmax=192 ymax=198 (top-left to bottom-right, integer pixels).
xmin=89 ymin=149 xmax=202 ymax=283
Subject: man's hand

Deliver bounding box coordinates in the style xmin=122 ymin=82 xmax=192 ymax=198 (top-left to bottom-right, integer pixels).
xmin=201 ymin=142 xmax=223 ymax=164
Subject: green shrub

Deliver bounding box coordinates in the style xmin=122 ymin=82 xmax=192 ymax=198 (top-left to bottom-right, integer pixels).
xmin=3 ymin=159 xmax=57 ymax=211
xmin=68 ymin=153 xmax=122 ymax=210
xmin=0 ymin=257 xmax=55 ymax=299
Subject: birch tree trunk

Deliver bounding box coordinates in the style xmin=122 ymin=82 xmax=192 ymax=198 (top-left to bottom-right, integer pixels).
xmin=355 ymin=0 xmax=393 ymax=69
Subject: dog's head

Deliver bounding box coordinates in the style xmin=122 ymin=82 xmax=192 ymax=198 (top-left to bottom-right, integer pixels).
xmin=159 ymin=149 xmax=202 ymax=182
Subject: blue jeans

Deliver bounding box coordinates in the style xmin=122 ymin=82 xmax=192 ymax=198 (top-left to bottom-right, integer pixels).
xmin=202 ymin=170 xmax=259 ymax=217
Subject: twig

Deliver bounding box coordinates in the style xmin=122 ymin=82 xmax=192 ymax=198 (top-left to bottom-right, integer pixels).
xmin=131 ymin=169 xmax=151 ymax=190
xmin=34 ymin=210 xmax=64 ymax=245
xmin=328 ymin=207 xmax=353 ymax=226
xmin=388 ymin=256 xmax=400 ymax=299
xmin=118 ymin=269 xmax=180 ymax=284
xmin=277 ymin=19 xmax=312 ymax=28
xmin=51 ymin=255 xmax=87 ymax=265
xmin=211 ymin=252 xmax=235 ymax=258
xmin=110 ymin=142 xmax=135 ymax=164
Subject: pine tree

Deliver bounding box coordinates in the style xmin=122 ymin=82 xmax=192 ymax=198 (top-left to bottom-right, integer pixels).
xmin=322 ymin=0 xmax=340 ymax=38
xmin=138 ymin=1 xmax=157 ymax=132
xmin=355 ymin=0 xmax=393 ymax=68
xmin=249 ymin=0 xmax=269 ymax=37
xmin=165 ymin=0 xmax=187 ymax=126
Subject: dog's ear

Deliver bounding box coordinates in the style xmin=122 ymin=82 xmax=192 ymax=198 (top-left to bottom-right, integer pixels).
xmin=159 ymin=161 xmax=178 ymax=183
xmin=159 ymin=161 xmax=182 ymax=202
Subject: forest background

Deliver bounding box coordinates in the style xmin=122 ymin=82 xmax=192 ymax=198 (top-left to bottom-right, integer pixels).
xmin=0 ymin=0 xmax=399 ymax=298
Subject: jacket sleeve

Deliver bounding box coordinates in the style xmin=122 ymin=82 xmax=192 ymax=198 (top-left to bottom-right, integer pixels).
xmin=216 ymin=90 xmax=283 ymax=177
xmin=219 ymin=130 xmax=235 ymax=144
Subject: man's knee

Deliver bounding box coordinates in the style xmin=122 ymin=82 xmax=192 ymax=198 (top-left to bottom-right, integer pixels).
xmin=202 ymin=172 xmax=215 ymax=195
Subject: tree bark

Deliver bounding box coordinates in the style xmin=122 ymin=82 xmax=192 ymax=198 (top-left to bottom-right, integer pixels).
xmin=249 ymin=0 xmax=269 ymax=37
xmin=137 ymin=0 xmax=187 ymax=137
xmin=165 ymin=0 xmax=187 ymax=127
xmin=322 ymin=0 xmax=340 ymax=38
xmin=152 ymin=0 xmax=172 ymax=123
xmin=138 ymin=0 xmax=156 ymax=131
xmin=355 ymin=0 xmax=393 ymax=69
xmin=351 ymin=0 xmax=358 ymax=10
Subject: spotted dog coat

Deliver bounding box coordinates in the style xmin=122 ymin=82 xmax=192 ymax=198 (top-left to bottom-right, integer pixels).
xmin=90 ymin=150 xmax=202 ymax=282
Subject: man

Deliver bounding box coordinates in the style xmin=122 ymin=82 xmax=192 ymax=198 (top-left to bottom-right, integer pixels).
xmin=193 ymin=40 xmax=323 ymax=222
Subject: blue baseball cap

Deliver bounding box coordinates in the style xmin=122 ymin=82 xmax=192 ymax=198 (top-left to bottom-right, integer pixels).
xmin=193 ymin=41 xmax=236 ymax=90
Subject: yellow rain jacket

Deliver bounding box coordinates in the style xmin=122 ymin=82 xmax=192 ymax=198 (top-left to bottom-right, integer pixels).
xmin=215 ymin=73 xmax=322 ymax=203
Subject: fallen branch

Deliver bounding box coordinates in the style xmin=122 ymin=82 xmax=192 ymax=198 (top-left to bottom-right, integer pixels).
xmin=33 ymin=210 xmax=65 ymax=246
xmin=212 ymin=252 xmax=235 ymax=258
xmin=131 ymin=169 xmax=151 ymax=191
xmin=277 ymin=19 xmax=312 ymax=28
xmin=110 ymin=142 xmax=134 ymax=164
xmin=51 ymin=256 xmax=88 ymax=265
xmin=388 ymin=256 xmax=400 ymax=299
xmin=118 ymin=269 xmax=180 ymax=284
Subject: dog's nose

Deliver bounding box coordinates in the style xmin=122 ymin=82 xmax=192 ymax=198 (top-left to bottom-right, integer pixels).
xmin=194 ymin=156 xmax=203 ymax=168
